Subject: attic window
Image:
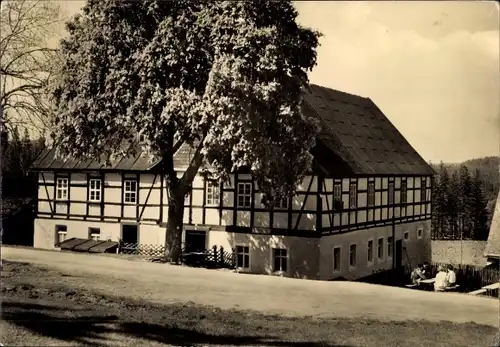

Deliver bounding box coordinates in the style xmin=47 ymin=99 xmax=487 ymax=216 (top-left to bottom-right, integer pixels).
xmin=139 ymin=133 xmax=146 ymax=143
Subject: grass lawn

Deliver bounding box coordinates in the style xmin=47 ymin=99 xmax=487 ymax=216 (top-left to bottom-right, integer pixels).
xmin=1 ymin=260 xmax=497 ymax=347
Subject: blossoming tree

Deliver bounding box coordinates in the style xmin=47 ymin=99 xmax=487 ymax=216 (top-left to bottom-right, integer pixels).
xmin=49 ymin=0 xmax=321 ymax=263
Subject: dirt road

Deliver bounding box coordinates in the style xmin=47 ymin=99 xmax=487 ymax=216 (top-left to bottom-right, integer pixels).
xmin=2 ymin=247 xmax=499 ymax=327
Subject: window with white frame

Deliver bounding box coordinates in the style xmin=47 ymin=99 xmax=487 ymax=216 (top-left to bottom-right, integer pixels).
xmin=404 ymin=231 xmax=409 ymax=241
xmin=89 ymin=227 xmax=100 ymax=241
xmin=236 ymin=245 xmax=250 ymax=269
xmin=421 ymin=179 xmax=427 ymax=202
xmin=417 ymin=228 xmax=423 ymax=239
xmin=388 ymin=182 xmax=395 ymax=205
xmin=368 ymin=182 xmax=375 ymax=207
xmin=237 ymin=182 xmax=252 ymax=208
xmin=124 ymin=179 xmax=137 ymax=203
xmin=55 ymin=225 xmax=67 ymax=245
xmin=274 ymin=196 xmax=288 ymax=210
xmin=333 ymin=183 xmax=342 ymax=210
xmin=272 ymin=248 xmax=288 ymax=272
xmin=206 ymin=180 xmax=220 ymax=206
xmin=89 ymin=178 xmax=102 ymax=202
xmin=387 ymin=236 xmax=393 ymax=258
xmin=367 ymin=240 xmax=374 ymax=263
xmin=349 ymin=244 xmax=357 ymax=268
xmin=349 ymin=183 xmax=357 ymax=208
xmin=56 ymin=178 xmax=68 ymax=200
xmin=333 ymin=247 xmax=341 ymax=272
xmin=401 ymin=181 xmax=407 ymax=204
xmin=377 ymin=238 xmax=384 ymax=259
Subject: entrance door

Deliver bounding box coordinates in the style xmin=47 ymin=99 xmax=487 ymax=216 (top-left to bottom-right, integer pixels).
xmin=122 ymin=225 xmax=138 ymax=244
xmin=395 ymin=239 xmax=403 ymax=268
xmin=184 ymin=230 xmax=206 ymax=253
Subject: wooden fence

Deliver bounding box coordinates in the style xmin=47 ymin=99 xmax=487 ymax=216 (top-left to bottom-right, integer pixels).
xmin=119 ymin=243 xmax=166 ymax=258
xmin=118 ymin=243 xmax=236 ymax=269
xmin=429 ymin=262 xmax=499 ymax=293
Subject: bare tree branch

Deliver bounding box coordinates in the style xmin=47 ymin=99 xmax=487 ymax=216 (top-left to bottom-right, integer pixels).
xmin=0 ymin=0 xmax=62 ymax=137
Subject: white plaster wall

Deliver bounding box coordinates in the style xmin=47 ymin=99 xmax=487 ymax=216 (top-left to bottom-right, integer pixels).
xmin=319 ymin=220 xmax=432 ymax=281
xmin=208 ymin=230 xmax=319 ymax=279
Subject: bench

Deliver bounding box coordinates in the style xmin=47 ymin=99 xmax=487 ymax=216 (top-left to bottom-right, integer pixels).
xmin=468 ymin=288 xmax=487 ymax=296
xmin=444 ymin=285 xmax=460 ymax=291
xmin=405 ymin=284 xmax=418 ymax=288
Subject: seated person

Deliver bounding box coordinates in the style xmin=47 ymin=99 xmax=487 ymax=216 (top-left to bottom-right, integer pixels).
xmin=434 ymin=265 xmax=449 ymax=291
xmin=446 ymin=264 xmax=457 ymax=286
xmin=422 ymin=262 xmax=431 ymax=277
xmin=411 ymin=264 xmax=426 ymax=285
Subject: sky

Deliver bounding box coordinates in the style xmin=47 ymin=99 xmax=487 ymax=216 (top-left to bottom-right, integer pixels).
xmin=58 ymin=1 xmax=499 ymax=164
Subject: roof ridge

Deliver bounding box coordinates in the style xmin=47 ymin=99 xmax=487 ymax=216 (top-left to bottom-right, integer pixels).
xmin=309 ymin=84 xmax=368 ymax=100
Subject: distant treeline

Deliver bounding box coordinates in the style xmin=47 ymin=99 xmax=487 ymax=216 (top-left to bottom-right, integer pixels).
xmin=1 ymin=126 xmax=45 ymax=198
xmin=430 ymin=157 xmax=500 ymax=241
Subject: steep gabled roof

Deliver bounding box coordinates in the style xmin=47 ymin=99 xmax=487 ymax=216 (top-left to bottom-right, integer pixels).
xmin=485 ymin=189 xmax=500 ymax=259
xmin=31 ymin=84 xmax=434 ymax=176
xmin=30 ymin=146 xmax=160 ymax=171
xmin=304 ymin=85 xmax=434 ymax=176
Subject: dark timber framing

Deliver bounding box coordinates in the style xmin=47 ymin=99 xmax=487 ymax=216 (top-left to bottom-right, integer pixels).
xmin=35 ymin=170 xmax=433 ymax=239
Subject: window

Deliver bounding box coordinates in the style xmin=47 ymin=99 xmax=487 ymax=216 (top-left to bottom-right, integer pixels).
xmin=404 ymin=231 xmax=409 ymax=241
xmin=421 ymin=180 xmax=427 ymax=202
xmin=388 ymin=182 xmax=395 ymax=205
xmin=367 ymin=240 xmax=374 ymax=263
xmin=401 ymin=181 xmax=407 ymax=204
xmin=206 ymin=180 xmax=220 ymax=206
xmin=368 ymin=182 xmax=375 ymax=207
xmin=387 ymin=236 xmax=393 ymax=258
xmin=273 ymin=248 xmax=288 ymax=272
xmin=56 ymin=178 xmax=68 ymax=200
xmin=89 ymin=227 xmax=100 ymax=241
xmin=236 ymin=245 xmax=250 ymax=269
xmin=377 ymin=238 xmax=384 ymax=259
xmin=333 ymin=184 xmax=343 ymax=210
xmin=333 ymin=247 xmax=341 ymax=272
xmin=349 ymin=244 xmax=357 ymax=268
xmin=237 ymin=182 xmax=252 ymax=208
xmin=274 ymin=196 xmax=288 ymax=209
xmin=349 ymin=183 xmax=357 ymax=208
xmin=89 ymin=178 xmax=102 ymax=202
xmin=55 ymin=225 xmax=67 ymax=245
xmin=124 ymin=180 xmax=137 ymax=203
xmin=417 ymin=228 xmax=423 ymax=239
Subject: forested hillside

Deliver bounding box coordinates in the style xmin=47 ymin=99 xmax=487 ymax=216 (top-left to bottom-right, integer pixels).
xmin=430 ymin=156 xmax=499 ymax=240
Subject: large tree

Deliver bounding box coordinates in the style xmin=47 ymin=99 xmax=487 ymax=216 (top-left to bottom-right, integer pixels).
xmin=0 ymin=0 xmax=62 ymax=135
xmin=49 ymin=0 xmax=321 ymax=262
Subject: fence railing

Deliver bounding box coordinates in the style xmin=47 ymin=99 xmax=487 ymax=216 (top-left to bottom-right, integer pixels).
xmin=118 ymin=243 xmax=236 ymax=269
xmin=427 ymin=262 xmax=499 ymax=293
xmin=119 ymin=243 xmax=166 ymax=258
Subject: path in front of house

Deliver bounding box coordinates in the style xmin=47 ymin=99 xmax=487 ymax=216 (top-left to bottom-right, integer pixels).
xmin=2 ymin=246 xmax=499 ymax=327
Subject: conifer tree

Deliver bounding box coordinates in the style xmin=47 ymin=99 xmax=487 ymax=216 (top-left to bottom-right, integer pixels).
xmin=471 ymin=169 xmax=489 ymax=240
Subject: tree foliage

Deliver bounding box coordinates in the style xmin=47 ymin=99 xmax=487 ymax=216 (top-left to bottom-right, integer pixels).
xmin=0 ymin=0 xmax=62 ymax=135
xmin=431 ymin=162 xmax=490 ymax=240
xmin=49 ymin=0 xmax=321 ymax=261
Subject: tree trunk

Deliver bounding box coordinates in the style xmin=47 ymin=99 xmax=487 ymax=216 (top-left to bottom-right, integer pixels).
xmin=164 ymin=184 xmax=186 ymax=264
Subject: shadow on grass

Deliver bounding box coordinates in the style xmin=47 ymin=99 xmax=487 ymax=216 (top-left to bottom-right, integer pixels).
xmin=1 ymin=300 xmax=350 ymax=347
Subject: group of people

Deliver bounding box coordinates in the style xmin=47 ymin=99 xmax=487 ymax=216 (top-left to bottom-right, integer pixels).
xmin=410 ymin=262 xmax=457 ymax=291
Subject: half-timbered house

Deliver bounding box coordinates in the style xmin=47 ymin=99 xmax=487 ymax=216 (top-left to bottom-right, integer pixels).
xmin=31 ymin=84 xmax=434 ymax=280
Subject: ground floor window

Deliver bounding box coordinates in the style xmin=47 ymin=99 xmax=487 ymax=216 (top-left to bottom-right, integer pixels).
xmin=378 ymin=238 xmax=384 ymax=259
xmin=236 ymin=245 xmax=250 ymax=269
xmin=387 ymin=236 xmax=393 ymax=258
xmin=349 ymin=244 xmax=357 ymax=268
xmin=333 ymin=247 xmax=341 ymax=272
xmin=55 ymin=225 xmax=67 ymax=245
xmin=89 ymin=227 xmax=100 ymax=241
xmin=273 ymin=248 xmax=288 ymax=272
xmin=367 ymin=240 xmax=373 ymax=263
